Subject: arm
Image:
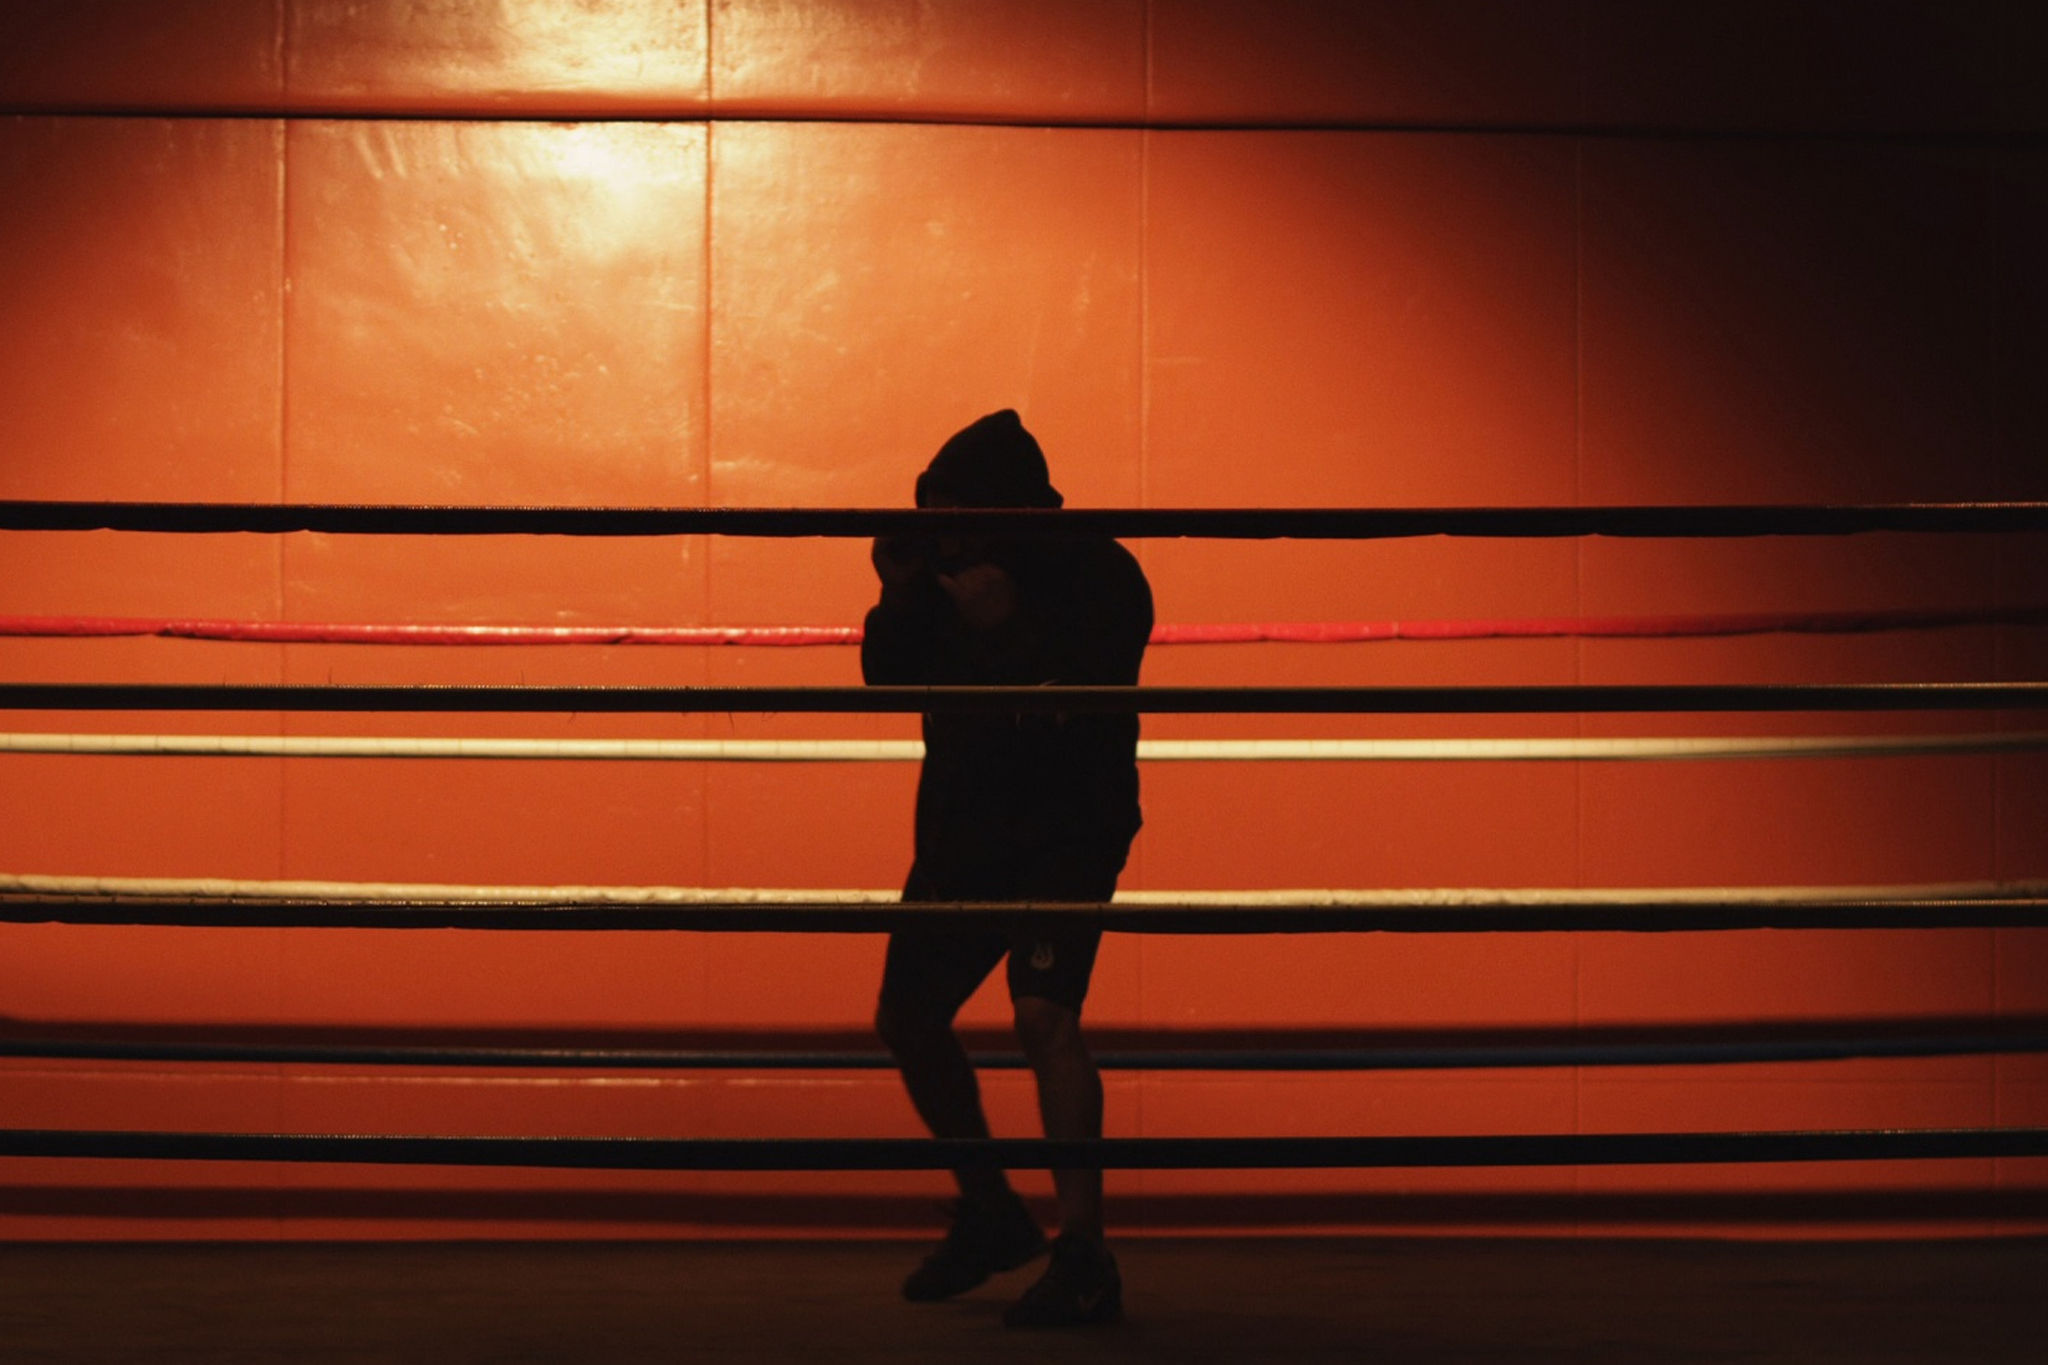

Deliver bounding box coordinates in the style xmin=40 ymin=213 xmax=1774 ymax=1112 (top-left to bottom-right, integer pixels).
xmin=860 ymin=536 xmax=959 ymax=685
xmin=1031 ymin=541 xmax=1152 ymax=687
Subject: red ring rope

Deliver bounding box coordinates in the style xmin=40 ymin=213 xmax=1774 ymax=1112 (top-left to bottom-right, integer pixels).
xmin=1 ymin=606 xmax=2042 ymax=648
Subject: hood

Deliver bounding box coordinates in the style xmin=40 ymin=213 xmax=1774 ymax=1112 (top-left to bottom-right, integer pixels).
xmin=914 ymin=409 xmax=1064 ymax=509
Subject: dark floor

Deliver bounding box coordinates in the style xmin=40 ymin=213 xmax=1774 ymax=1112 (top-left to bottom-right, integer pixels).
xmin=1 ymin=1237 xmax=2043 ymax=1365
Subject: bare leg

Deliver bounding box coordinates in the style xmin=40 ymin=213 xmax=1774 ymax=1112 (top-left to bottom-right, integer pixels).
xmin=1013 ymin=996 xmax=1104 ymax=1239
xmin=876 ymin=1001 xmax=1013 ymax=1207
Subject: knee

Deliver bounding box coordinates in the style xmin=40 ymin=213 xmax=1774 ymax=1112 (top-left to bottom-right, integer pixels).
xmin=875 ymin=996 xmax=951 ymax=1063
xmin=1011 ymin=996 xmax=1082 ymax=1067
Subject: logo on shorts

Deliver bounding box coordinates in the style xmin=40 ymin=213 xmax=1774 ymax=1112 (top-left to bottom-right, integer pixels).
xmin=1029 ymin=942 xmax=1056 ymax=971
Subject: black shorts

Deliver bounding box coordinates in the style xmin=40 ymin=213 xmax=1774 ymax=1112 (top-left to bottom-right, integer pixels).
xmin=879 ymin=842 xmax=1128 ymax=1019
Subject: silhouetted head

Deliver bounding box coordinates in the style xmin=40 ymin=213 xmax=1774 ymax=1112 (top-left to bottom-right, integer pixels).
xmin=915 ymin=410 xmax=1064 ymax=509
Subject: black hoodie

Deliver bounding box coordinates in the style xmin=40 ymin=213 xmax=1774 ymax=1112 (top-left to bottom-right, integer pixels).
xmin=861 ymin=411 xmax=1152 ymax=881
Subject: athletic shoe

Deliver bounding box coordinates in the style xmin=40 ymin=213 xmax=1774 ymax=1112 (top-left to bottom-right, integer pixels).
xmin=1001 ymin=1232 xmax=1123 ymax=1328
xmin=900 ymin=1196 xmax=1048 ymax=1302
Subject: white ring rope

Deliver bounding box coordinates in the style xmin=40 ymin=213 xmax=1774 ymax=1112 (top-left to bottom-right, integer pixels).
xmin=4 ymin=871 xmax=2043 ymax=907
xmin=4 ymin=731 xmax=2045 ymax=763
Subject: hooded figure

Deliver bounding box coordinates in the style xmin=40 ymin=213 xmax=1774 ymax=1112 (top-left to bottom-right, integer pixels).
xmin=863 ymin=409 xmax=1150 ymax=881
xmin=862 ymin=410 xmax=1151 ymax=1327
xmin=914 ymin=408 xmax=1064 ymax=510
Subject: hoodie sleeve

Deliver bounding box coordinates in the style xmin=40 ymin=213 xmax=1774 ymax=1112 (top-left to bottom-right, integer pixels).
xmin=860 ymin=572 xmax=961 ymax=685
xmin=862 ymin=537 xmax=1150 ymax=688
xmin=1018 ymin=539 xmax=1152 ymax=687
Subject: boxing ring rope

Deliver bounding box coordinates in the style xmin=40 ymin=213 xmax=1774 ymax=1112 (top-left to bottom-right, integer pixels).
xmin=5 ymin=681 xmax=2046 ymax=714
xmin=3 ymin=499 xmax=2046 ymax=1178
xmin=4 ymin=874 xmax=2047 ymax=932
xmin=9 ymin=731 xmax=2048 ymax=762
xmin=7 ymin=602 xmax=2048 ymax=646
xmin=4 ymin=498 xmax=2046 ymax=537
xmin=2 ymin=1128 xmax=2043 ymax=1170
xmin=11 ymin=1023 xmax=2048 ymax=1072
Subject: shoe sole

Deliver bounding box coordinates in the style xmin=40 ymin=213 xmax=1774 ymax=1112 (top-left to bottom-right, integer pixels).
xmin=1002 ymin=1303 xmax=1123 ymax=1330
xmin=901 ymin=1236 xmax=1049 ymax=1302
xmin=1002 ymin=1286 xmax=1122 ymax=1329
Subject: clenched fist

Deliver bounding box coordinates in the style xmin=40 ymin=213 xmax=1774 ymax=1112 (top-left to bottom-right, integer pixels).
xmin=870 ymin=535 xmax=924 ymax=591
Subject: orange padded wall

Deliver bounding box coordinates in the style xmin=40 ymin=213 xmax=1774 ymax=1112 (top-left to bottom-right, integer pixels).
xmin=0 ymin=0 xmax=2044 ymax=1239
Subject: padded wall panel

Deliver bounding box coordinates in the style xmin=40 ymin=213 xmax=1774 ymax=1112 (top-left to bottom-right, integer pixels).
xmin=1149 ymin=0 xmax=1580 ymax=125
xmin=282 ymin=119 xmax=706 ymax=508
xmin=1578 ymin=928 xmax=1997 ymax=1041
xmin=710 ymin=0 xmax=1144 ymax=121
xmin=1138 ymin=128 xmax=1583 ymax=877
xmin=264 ymin=116 xmax=715 ymax=1036
xmin=1579 ymin=141 xmax=2004 ymax=506
xmin=0 ymin=116 xmax=283 ymax=502
xmin=0 ymin=0 xmax=282 ymax=111
xmin=0 ymin=112 xmax=289 ymax=1016
xmin=286 ymin=0 xmax=707 ymax=114
xmin=1145 ymin=131 xmax=1578 ymax=509
xmin=1995 ymin=154 xmax=2048 ymax=498
xmin=1580 ymin=0 xmax=2029 ymax=133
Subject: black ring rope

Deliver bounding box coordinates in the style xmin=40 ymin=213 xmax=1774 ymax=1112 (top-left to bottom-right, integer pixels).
xmin=5 ymin=682 xmax=2046 ymax=715
xmin=2 ymin=1127 xmax=2041 ymax=1169
xmin=4 ymin=895 xmax=2043 ymax=932
xmin=7 ymin=1030 xmax=2044 ymax=1072
xmin=6 ymin=106 xmax=2048 ymax=145
xmin=3 ymin=500 xmax=2046 ymax=539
